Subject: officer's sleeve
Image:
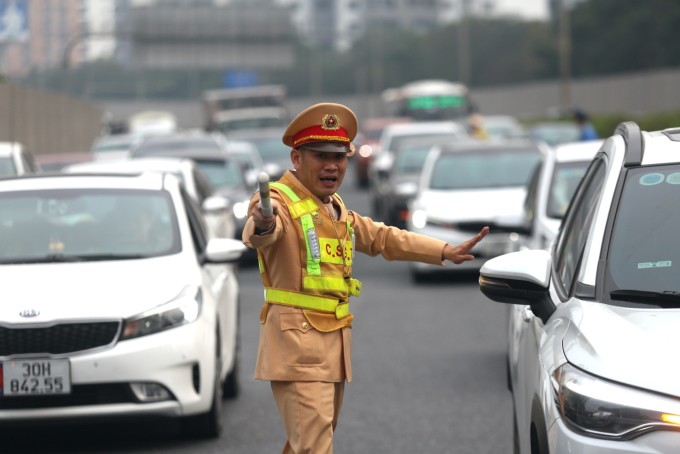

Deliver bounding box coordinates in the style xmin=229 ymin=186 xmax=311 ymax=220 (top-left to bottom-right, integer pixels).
xmin=242 ymin=193 xmax=286 ymax=249
xmin=349 ymin=211 xmax=446 ymax=265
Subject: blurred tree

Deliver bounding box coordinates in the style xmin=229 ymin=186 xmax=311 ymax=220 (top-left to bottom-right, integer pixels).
xmin=570 ymin=0 xmax=680 ymax=76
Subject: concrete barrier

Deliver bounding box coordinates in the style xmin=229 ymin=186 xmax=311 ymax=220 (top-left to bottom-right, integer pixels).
xmin=0 ymin=83 xmax=103 ymax=157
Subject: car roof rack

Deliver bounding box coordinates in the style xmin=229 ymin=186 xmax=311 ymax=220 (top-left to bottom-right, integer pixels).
xmin=661 ymin=127 xmax=680 ymax=142
xmin=616 ymin=121 xmax=643 ymax=167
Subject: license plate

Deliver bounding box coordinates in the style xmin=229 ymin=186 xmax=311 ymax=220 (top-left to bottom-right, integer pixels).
xmin=1 ymin=359 xmax=71 ymax=396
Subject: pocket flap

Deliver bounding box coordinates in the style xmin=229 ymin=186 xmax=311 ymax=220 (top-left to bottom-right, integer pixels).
xmin=279 ymin=312 xmax=313 ymax=333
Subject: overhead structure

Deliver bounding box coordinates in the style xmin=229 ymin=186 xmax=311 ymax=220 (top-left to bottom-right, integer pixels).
xmin=126 ymin=3 xmax=294 ymax=70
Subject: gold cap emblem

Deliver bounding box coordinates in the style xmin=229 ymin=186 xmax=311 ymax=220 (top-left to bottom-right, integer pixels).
xmin=321 ymin=114 xmax=340 ymax=131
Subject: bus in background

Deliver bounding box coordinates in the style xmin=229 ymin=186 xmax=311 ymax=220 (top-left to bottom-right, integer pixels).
xmin=381 ymin=79 xmax=474 ymax=122
xmin=128 ymin=110 xmax=179 ymax=137
xmin=202 ymin=85 xmax=288 ymax=135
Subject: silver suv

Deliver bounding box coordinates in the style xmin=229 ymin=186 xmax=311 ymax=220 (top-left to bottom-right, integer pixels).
xmin=480 ymin=122 xmax=680 ymax=453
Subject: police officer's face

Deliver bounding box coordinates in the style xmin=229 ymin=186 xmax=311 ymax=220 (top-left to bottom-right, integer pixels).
xmin=291 ymin=148 xmax=347 ymax=200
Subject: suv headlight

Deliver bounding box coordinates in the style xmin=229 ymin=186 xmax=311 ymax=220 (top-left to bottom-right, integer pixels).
xmin=122 ymin=286 xmax=202 ymax=340
xmin=553 ymin=363 xmax=680 ymax=440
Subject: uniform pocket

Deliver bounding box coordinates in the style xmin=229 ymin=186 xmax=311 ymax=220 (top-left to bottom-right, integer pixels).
xmin=279 ymin=313 xmax=324 ymax=365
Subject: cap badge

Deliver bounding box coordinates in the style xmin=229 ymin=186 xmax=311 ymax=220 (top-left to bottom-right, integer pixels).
xmin=321 ymin=114 xmax=340 ymax=131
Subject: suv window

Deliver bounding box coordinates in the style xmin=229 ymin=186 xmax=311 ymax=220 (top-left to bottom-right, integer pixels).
xmin=606 ymin=165 xmax=680 ymax=295
xmin=553 ymin=157 xmax=606 ymax=296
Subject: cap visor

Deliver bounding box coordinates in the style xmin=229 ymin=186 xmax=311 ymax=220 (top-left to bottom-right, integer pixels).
xmin=298 ymin=142 xmax=350 ymax=153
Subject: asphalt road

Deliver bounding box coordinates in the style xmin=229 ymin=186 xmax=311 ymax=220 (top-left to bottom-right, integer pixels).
xmin=5 ymin=165 xmax=513 ymax=454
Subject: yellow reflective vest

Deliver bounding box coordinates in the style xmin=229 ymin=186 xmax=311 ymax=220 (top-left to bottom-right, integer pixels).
xmin=258 ymin=182 xmax=361 ymax=319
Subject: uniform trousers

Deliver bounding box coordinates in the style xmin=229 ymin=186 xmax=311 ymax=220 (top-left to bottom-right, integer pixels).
xmin=271 ymin=380 xmax=345 ymax=454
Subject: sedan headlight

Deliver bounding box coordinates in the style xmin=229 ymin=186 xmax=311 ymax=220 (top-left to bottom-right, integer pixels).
xmin=233 ymin=200 xmax=249 ymax=220
xmin=410 ymin=209 xmax=427 ymax=229
xmin=122 ymin=286 xmax=202 ymax=340
xmin=553 ymin=363 xmax=680 ymax=440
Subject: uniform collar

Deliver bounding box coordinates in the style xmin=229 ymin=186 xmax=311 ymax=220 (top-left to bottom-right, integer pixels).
xmin=282 ymin=170 xmax=346 ymax=221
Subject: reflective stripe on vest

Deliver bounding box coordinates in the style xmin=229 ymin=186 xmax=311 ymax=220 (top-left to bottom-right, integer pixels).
xmin=303 ymin=275 xmax=350 ymax=292
xmin=270 ymin=182 xmax=321 ymax=276
xmin=265 ymin=288 xmax=349 ymax=319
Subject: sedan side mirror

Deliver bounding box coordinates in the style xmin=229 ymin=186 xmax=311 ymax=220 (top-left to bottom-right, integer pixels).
xmin=202 ymin=238 xmax=246 ymax=264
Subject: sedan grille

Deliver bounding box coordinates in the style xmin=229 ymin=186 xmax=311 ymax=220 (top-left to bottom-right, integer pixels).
xmin=0 ymin=384 xmax=136 ymax=409
xmin=0 ymin=322 xmax=120 ymax=356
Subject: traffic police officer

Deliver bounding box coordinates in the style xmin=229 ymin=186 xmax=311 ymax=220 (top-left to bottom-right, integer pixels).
xmin=242 ymin=102 xmax=489 ymax=454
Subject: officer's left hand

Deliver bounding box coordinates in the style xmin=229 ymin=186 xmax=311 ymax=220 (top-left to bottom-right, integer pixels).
xmin=442 ymin=226 xmax=490 ymax=264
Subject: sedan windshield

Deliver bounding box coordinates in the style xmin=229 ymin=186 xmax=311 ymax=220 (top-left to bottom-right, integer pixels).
xmin=195 ymin=158 xmax=244 ymax=189
xmin=389 ymin=133 xmax=457 ymax=153
xmin=393 ymin=145 xmax=434 ymax=175
xmin=430 ymin=149 xmax=540 ymax=190
xmin=0 ymin=189 xmax=181 ymax=263
xmin=607 ymin=165 xmax=680 ymax=295
xmin=247 ymin=137 xmax=287 ymax=162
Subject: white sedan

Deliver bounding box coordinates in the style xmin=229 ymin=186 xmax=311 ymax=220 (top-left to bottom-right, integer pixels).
xmin=521 ymin=139 xmax=603 ymax=250
xmin=407 ymin=139 xmax=544 ymax=281
xmin=0 ymin=172 xmax=245 ymax=438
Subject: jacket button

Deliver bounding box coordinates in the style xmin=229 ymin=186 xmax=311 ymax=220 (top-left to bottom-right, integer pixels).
xmin=301 ymin=322 xmax=309 ymax=329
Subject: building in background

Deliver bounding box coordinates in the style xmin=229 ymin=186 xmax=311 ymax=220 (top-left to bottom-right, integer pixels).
xmin=124 ymin=0 xmax=294 ymax=70
xmin=82 ymin=0 xmax=116 ymax=61
xmin=1 ymin=0 xmax=83 ymax=77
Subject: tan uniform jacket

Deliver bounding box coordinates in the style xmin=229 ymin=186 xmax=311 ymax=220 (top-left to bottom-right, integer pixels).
xmin=243 ymin=170 xmax=446 ymax=382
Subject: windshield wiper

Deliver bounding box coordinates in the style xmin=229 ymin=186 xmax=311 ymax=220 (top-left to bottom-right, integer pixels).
xmin=610 ymin=289 xmax=680 ymax=308
xmin=0 ymin=254 xmax=148 ymax=264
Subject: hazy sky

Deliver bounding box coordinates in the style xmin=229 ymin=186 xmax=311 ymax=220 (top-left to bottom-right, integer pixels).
xmin=494 ymin=0 xmax=549 ymax=20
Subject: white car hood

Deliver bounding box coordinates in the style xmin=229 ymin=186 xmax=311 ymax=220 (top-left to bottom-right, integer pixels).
xmin=562 ymin=301 xmax=680 ymax=398
xmin=0 ymin=256 xmax=200 ymax=324
xmin=419 ymin=188 xmax=526 ymax=223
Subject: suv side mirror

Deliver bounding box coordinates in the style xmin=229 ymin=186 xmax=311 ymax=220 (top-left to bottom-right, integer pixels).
xmin=479 ymin=250 xmax=555 ymax=323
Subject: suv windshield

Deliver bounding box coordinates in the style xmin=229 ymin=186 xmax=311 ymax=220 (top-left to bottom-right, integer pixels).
xmin=607 ymin=165 xmax=680 ymax=295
